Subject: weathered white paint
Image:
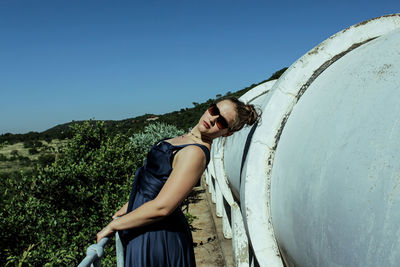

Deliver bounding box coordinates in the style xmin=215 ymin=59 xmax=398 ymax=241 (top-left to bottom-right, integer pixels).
xmin=215 ymin=180 xmax=223 ymax=217
xmin=222 ymin=202 xmax=233 ymax=239
xmin=210 ymin=135 xmax=236 ymax=239
xmin=211 ymin=136 xmax=235 ymax=206
xmin=225 ymin=80 xmax=282 ymax=267
xmin=231 ymin=202 xmax=250 ymax=267
xmin=224 ymin=81 xmax=276 ymax=199
xmin=271 ymin=26 xmax=400 ymax=267
xmin=205 ymin=13 xmax=400 ymax=267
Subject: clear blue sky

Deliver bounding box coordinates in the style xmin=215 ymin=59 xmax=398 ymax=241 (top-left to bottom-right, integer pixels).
xmin=1 ymin=0 xmax=398 ymax=134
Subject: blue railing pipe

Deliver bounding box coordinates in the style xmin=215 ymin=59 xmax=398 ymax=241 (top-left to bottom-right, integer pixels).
xmin=77 ymin=236 xmax=110 ymax=267
xmin=77 ymin=227 xmax=124 ymax=267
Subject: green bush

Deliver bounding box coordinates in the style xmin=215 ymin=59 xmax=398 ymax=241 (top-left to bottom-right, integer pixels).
xmin=28 ymin=147 xmax=39 ymax=155
xmin=37 ymin=153 xmax=55 ymax=167
xmin=130 ymin=122 xmax=185 ymax=165
xmin=1 ymin=121 xmax=137 ymax=266
xmin=23 ymin=140 xmax=34 ymax=149
xmin=1 ymin=121 xmax=185 ymax=266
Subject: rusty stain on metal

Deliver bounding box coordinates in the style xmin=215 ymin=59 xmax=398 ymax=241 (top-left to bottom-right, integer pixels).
xmin=343 ymin=13 xmax=400 ymax=33
xmin=377 ymin=63 xmax=393 ymax=78
xmin=273 ymin=114 xmax=289 ymax=152
xmin=355 ymin=13 xmax=400 ymax=28
xmin=307 ymin=44 xmax=323 ymax=55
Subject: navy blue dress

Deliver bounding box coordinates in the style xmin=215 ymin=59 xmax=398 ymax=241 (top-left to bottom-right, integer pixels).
xmin=120 ymin=139 xmax=210 ymax=267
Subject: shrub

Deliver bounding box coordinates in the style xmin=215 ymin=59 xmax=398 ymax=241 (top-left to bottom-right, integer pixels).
xmin=23 ymin=140 xmax=35 ymax=148
xmin=34 ymin=141 xmax=43 ymax=148
xmin=28 ymin=147 xmax=39 ymax=155
xmin=37 ymin=153 xmax=55 ymax=167
xmin=1 ymin=121 xmax=185 ymax=266
xmin=130 ymin=122 xmax=185 ymax=165
xmin=1 ymin=121 xmax=137 ymax=266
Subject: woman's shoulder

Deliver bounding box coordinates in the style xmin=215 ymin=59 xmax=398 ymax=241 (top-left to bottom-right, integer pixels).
xmin=173 ymin=145 xmax=208 ymax=169
xmin=163 ymin=135 xmax=210 ymax=165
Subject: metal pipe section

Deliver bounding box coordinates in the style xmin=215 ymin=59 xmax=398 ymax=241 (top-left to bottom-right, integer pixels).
xmin=115 ymin=231 xmax=125 ymax=267
xmin=205 ymin=14 xmax=400 ymax=266
xmin=271 ymin=21 xmax=400 ymax=267
xmin=77 ymin=232 xmax=124 ymax=267
xmin=77 ymin=236 xmax=110 ymax=267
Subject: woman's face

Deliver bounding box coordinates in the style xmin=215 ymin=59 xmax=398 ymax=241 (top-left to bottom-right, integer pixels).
xmin=198 ymin=100 xmax=237 ymax=138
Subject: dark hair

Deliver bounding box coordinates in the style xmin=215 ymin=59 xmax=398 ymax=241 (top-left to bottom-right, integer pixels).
xmin=218 ymin=97 xmax=260 ymax=132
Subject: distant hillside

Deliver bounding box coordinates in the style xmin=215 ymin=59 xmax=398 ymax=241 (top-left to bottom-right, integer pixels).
xmin=0 ymin=67 xmax=287 ymax=144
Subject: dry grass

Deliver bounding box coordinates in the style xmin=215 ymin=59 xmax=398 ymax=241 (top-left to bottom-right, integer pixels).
xmin=1 ymin=142 xmax=27 ymax=156
xmin=0 ymin=139 xmax=67 ymax=174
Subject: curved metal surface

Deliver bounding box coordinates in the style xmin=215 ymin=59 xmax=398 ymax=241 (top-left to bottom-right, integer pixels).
xmin=224 ymin=80 xmax=282 ymax=266
xmin=207 ymin=13 xmax=400 ymax=267
xmin=271 ymin=24 xmax=400 ymax=267
xmin=224 ymin=81 xmax=276 ymax=200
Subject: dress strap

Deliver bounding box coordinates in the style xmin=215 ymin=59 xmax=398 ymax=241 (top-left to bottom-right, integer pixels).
xmin=174 ymin=143 xmax=210 ymax=165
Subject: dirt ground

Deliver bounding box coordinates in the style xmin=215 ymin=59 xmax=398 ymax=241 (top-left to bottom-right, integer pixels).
xmin=188 ymin=177 xmax=234 ymax=267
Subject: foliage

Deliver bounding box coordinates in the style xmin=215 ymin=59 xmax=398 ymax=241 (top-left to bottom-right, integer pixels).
xmin=130 ymin=122 xmax=185 ymax=164
xmin=28 ymin=147 xmax=39 ymax=155
xmin=24 ymin=140 xmax=43 ymax=149
xmin=1 ymin=121 xmax=186 ymax=266
xmin=37 ymin=153 xmax=55 ymax=167
xmin=1 ymin=121 xmax=138 ymax=266
xmin=184 ymin=212 xmax=198 ymax=230
xmin=268 ymin=67 xmax=288 ymax=80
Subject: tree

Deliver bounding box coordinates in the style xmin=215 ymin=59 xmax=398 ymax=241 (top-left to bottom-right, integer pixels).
xmin=268 ymin=67 xmax=288 ymax=80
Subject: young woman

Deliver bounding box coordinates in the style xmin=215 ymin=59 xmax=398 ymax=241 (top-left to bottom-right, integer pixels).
xmin=96 ymin=97 xmax=259 ymax=266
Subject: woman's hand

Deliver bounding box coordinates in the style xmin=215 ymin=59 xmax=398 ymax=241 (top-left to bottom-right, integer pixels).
xmin=96 ymin=223 xmax=115 ymax=243
xmin=112 ymin=202 xmax=128 ymax=219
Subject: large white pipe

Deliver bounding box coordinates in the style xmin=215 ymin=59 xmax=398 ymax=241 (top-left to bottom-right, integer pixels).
xmin=224 ymin=80 xmax=282 ymax=266
xmin=207 ymin=13 xmax=400 ymax=266
xmin=271 ymin=23 xmax=400 ymax=267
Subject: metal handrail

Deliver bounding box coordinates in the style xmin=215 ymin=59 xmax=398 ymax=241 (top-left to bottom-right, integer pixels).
xmin=77 ymin=228 xmax=124 ymax=267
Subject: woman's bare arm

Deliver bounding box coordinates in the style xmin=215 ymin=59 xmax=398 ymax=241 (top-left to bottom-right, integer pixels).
xmin=96 ymin=145 xmax=207 ymax=242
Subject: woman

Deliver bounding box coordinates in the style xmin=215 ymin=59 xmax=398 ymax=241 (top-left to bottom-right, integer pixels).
xmin=96 ymin=97 xmax=259 ymax=266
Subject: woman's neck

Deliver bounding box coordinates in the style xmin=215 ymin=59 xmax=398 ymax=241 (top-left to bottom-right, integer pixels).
xmin=188 ymin=127 xmax=212 ymax=146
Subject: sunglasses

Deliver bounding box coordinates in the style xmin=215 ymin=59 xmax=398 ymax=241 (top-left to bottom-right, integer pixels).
xmin=208 ymin=103 xmax=229 ymax=130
